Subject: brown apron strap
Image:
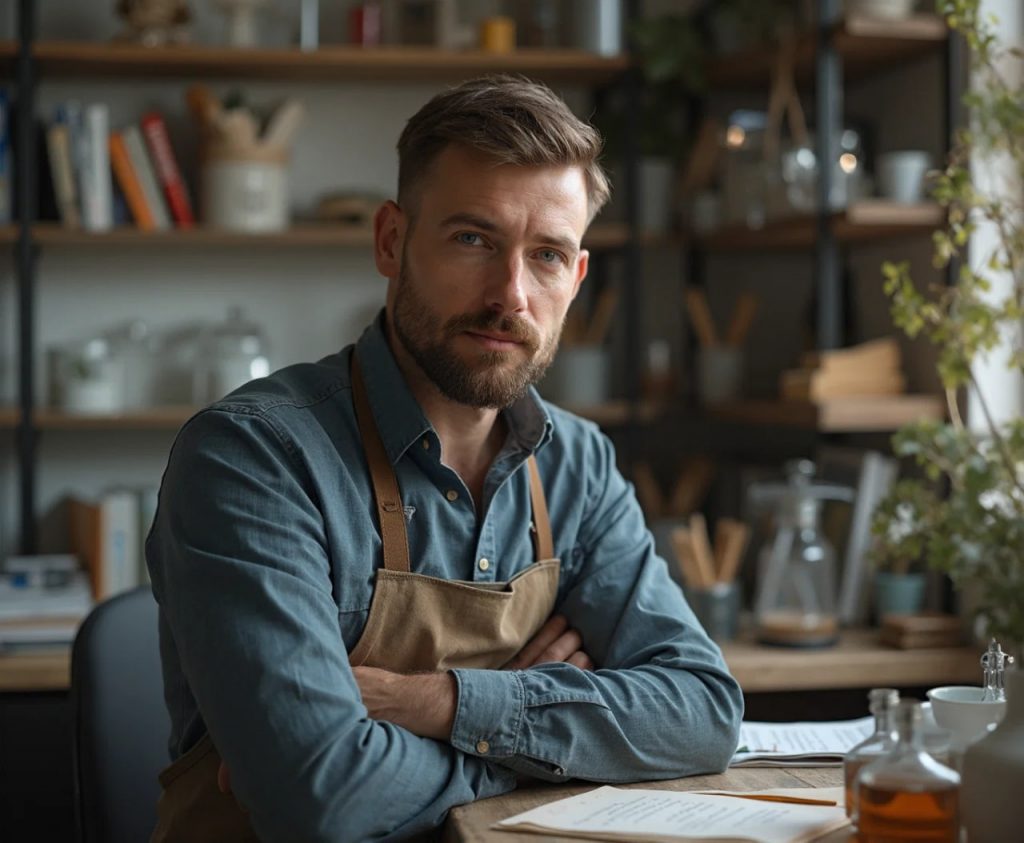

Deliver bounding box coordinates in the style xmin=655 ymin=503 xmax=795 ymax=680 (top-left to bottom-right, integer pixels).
xmin=351 ymin=354 xmax=412 ymax=574
xmin=527 ymin=455 xmax=554 ymax=561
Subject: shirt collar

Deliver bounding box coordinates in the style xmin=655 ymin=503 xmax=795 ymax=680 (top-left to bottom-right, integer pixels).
xmin=354 ymin=310 xmax=553 ymax=465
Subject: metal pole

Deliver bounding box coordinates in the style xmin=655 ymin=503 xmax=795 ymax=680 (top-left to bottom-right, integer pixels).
xmin=622 ymin=0 xmax=643 ymax=407
xmin=815 ymin=0 xmax=843 ymax=350
xmin=15 ymin=0 xmax=38 ymax=553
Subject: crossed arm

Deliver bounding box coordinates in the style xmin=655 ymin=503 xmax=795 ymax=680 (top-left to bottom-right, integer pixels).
xmin=218 ymin=615 xmax=591 ymax=792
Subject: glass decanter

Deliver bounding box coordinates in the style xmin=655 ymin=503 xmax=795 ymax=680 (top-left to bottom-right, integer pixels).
xmin=857 ymin=700 xmax=960 ymax=843
xmin=844 ymin=687 xmax=899 ymax=821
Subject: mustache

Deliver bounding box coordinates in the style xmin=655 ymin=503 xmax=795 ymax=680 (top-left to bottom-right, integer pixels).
xmin=445 ymin=311 xmax=540 ymax=349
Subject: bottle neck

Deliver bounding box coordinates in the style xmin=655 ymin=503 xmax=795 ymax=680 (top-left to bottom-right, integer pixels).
xmin=873 ymin=707 xmax=896 ymax=736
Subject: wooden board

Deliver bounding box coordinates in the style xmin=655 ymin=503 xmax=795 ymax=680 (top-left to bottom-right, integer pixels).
xmin=708 ymin=13 xmax=947 ymax=89
xmin=697 ymin=202 xmax=944 ymax=252
xmin=0 ymin=649 xmax=71 ymax=693
xmin=30 ymin=41 xmax=629 ymax=84
xmin=708 ymin=394 xmax=945 ymax=432
xmin=721 ymin=628 xmax=979 ymax=693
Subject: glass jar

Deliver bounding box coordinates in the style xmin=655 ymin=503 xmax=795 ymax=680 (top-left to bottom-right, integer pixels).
xmin=844 ymin=688 xmax=899 ymax=822
xmin=857 ymin=700 xmax=961 ymax=843
xmin=203 ymin=307 xmax=271 ymax=401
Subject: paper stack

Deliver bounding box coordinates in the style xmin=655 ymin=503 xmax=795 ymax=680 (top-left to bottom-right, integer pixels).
xmin=493 ymin=785 xmax=850 ymax=843
xmin=780 ymin=337 xmax=904 ymax=402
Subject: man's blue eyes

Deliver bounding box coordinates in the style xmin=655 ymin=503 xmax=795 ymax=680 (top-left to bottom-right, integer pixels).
xmin=455 ymin=234 xmax=563 ymax=264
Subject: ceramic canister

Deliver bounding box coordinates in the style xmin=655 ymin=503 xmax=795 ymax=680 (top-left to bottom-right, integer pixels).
xmin=961 ymin=669 xmax=1024 ymax=843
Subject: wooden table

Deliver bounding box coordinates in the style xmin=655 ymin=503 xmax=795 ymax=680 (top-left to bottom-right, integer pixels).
xmin=443 ymin=766 xmax=851 ymax=842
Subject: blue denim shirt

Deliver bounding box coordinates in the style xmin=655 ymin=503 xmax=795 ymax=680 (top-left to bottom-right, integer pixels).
xmin=147 ymin=312 xmax=743 ymax=842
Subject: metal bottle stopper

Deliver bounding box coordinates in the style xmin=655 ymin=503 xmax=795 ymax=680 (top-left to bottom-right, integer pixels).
xmin=981 ymin=638 xmax=1015 ymax=702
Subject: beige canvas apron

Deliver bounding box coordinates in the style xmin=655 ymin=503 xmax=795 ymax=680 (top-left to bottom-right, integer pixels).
xmin=151 ymin=355 xmax=560 ymax=842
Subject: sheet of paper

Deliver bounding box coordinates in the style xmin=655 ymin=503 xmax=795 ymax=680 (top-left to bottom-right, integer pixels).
xmin=731 ymin=717 xmax=873 ymax=767
xmin=493 ymin=786 xmax=851 ymax=843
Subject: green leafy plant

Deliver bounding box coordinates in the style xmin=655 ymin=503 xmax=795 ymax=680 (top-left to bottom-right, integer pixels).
xmin=868 ymin=479 xmax=941 ymax=576
xmin=873 ymin=0 xmax=1024 ymax=660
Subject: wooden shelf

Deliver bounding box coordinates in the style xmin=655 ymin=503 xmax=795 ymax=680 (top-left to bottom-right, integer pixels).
xmin=697 ymin=201 xmax=944 ymax=252
xmin=4 ymin=221 xmax=634 ymax=250
xmin=722 ymin=628 xmax=979 ymax=693
xmin=0 ymin=648 xmax=71 ymax=693
xmin=12 ymin=41 xmax=627 ymax=84
xmin=0 ymin=406 xmax=196 ymax=430
xmin=562 ymin=400 xmax=664 ymax=427
xmin=708 ymin=13 xmax=948 ymax=88
xmin=708 ymin=394 xmax=945 ymax=433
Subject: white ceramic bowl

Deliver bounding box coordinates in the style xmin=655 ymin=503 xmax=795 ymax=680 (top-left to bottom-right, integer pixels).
xmin=927 ymin=686 xmax=1006 ymax=749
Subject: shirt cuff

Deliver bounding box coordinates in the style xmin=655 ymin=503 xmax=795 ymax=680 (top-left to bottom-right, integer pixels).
xmin=449 ymin=668 xmax=525 ymax=759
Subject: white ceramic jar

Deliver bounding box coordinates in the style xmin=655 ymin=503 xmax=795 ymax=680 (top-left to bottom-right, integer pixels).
xmin=962 ymin=669 xmax=1024 ymax=842
xmin=202 ymin=148 xmax=289 ymax=232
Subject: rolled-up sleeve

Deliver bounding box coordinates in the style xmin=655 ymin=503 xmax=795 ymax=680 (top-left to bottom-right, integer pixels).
xmin=449 ymin=431 xmax=743 ymax=782
xmin=147 ymin=408 xmax=515 ymax=842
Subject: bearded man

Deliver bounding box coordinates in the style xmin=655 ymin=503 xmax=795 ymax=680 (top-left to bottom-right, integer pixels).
xmin=146 ymin=75 xmax=743 ymax=843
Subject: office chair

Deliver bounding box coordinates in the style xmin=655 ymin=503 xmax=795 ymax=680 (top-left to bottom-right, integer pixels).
xmin=71 ymin=586 xmax=169 ymax=843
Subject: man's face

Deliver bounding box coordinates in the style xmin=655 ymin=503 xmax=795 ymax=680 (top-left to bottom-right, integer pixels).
xmin=382 ymin=145 xmax=590 ymax=409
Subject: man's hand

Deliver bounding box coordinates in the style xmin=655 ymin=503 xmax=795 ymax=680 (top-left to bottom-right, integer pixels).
xmin=504 ymin=614 xmax=593 ymax=671
xmin=351 ymin=666 xmax=456 ymax=740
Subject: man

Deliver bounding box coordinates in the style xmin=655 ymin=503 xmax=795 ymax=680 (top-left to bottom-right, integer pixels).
xmin=147 ymin=75 xmax=743 ymax=842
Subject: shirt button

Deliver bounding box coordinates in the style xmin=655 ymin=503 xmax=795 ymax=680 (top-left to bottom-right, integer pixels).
xmin=421 ymin=438 xmax=430 ymax=449
xmin=478 ymin=558 xmax=490 ymax=572
xmin=445 ymin=490 xmax=458 ymax=502
xmin=476 ymin=740 xmax=490 ymax=754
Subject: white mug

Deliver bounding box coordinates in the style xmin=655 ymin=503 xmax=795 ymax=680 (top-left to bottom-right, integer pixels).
xmin=877 ymin=150 xmax=932 ymax=204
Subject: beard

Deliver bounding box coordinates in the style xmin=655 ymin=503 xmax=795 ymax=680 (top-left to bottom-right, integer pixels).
xmin=391 ymin=261 xmax=561 ymax=409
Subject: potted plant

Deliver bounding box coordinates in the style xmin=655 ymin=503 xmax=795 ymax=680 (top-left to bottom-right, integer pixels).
xmin=876 ymin=0 xmax=1024 ymax=662
xmin=868 ymin=479 xmax=939 ymax=619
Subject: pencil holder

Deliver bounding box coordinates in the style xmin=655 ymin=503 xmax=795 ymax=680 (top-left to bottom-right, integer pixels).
xmin=696 ymin=346 xmax=743 ymax=406
xmin=202 ymin=145 xmax=289 ymax=232
xmin=541 ymin=345 xmax=610 ymax=407
xmin=684 ymin=580 xmax=741 ymax=642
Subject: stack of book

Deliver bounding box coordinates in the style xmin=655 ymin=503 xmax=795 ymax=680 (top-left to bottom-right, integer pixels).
xmin=0 ymin=559 xmax=93 ymax=650
xmin=779 ymin=337 xmax=904 ymax=403
xmin=44 ymin=101 xmax=194 ymax=232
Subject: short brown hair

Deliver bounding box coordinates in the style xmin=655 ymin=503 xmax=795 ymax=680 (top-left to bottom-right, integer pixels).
xmin=397 ymin=75 xmax=610 ymax=224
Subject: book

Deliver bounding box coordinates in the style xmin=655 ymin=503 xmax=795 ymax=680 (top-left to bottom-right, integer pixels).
xmin=109 ymin=130 xmax=156 ymax=230
xmin=68 ymin=491 xmax=141 ymax=600
xmin=80 ymin=102 xmax=113 ymax=231
xmin=141 ymin=111 xmax=195 ymax=227
xmin=45 ymin=121 xmax=80 ymax=228
xmin=122 ymin=124 xmax=171 ymax=229
xmin=493 ymin=785 xmax=850 ymax=843
xmin=730 ymin=717 xmax=874 ymax=768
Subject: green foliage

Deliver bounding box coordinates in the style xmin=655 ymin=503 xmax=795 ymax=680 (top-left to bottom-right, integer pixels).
xmin=872 ymin=0 xmax=1024 ymax=658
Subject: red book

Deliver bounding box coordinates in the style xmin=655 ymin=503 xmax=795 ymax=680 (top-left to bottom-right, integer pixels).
xmin=140 ymin=111 xmax=195 ymax=227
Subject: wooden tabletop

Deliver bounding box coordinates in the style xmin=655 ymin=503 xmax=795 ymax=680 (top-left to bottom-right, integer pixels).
xmin=443 ymin=766 xmax=850 ymax=842
xmin=720 ymin=628 xmax=980 ymax=692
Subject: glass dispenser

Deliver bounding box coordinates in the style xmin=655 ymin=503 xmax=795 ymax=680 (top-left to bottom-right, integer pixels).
xmin=857 ymin=700 xmax=960 ymax=843
xmin=750 ymin=460 xmax=853 ymax=647
xmin=844 ymin=688 xmax=899 ymax=821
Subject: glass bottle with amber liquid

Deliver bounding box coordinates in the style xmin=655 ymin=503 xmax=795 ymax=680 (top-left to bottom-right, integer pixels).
xmin=843 ymin=687 xmax=899 ymax=822
xmin=857 ymin=700 xmax=961 ymax=843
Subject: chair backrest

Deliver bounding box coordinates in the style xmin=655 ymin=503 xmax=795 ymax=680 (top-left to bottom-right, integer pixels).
xmin=71 ymin=586 xmax=169 ymax=843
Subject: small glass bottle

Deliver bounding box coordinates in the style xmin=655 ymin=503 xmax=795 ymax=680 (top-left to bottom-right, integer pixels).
xmin=844 ymin=687 xmax=899 ymax=821
xmin=857 ymin=700 xmax=961 ymax=843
